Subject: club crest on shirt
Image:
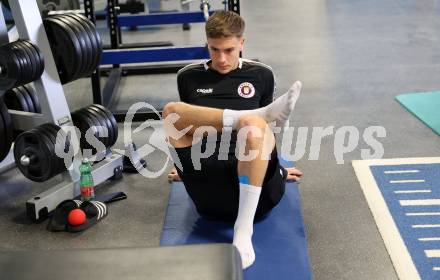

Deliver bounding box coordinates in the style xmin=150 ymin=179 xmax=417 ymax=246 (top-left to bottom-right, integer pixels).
xmin=237 ymin=82 xmax=255 ymax=98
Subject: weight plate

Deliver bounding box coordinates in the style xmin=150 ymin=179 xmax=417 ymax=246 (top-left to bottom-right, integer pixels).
xmin=69 ymin=13 xmax=102 ymax=73
xmin=16 ymin=40 xmax=36 ymax=83
xmin=78 ymin=108 xmax=102 ymax=148
xmin=85 ymin=106 xmax=109 ymax=148
xmin=14 ymin=86 xmax=33 ymax=113
xmin=72 ymin=109 xmax=96 ymax=150
xmin=9 ymin=46 xmax=24 ymax=87
xmin=0 ymin=97 xmax=14 ymax=153
xmin=0 ymin=44 xmax=21 ymax=90
xmin=24 ymin=84 xmax=41 ymax=113
xmin=21 ymin=40 xmax=44 ymax=79
xmin=62 ymin=14 xmax=94 ymax=78
xmin=87 ymin=105 xmax=114 ymax=148
xmin=49 ymin=16 xmax=83 ymax=82
xmin=17 ymin=86 xmax=35 ymax=113
xmin=9 ymin=44 xmax=26 ymax=86
xmin=43 ymin=17 xmax=81 ymax=84
xmin=40 ymin=123 xmax=67 ymax=175
xmin=64 ymin=13 xmax=95 ymax=76
xmin=36 ymin=127 xmax=58 ymax=180
xmin=3 ymin=89 xmax=18 ymax=110
xmin=14 ymin=41 xmax=34 ymax=84
xmin=13 ymin=87 xmax=30 ymax=112
xmin=90 ymin=104 xmax=117 ymax=147
xmin=70 ymin=111 xmax=86 ymax=148
xmin=78 ymin=108 xmax=101 ymax=152
xmin=14 ymin=128 xmax=54 ymax=182
xmin=46 ymin=123 xmax=71 ymax=173
xmin=12 ymin=42 xmax=33 ymax=85
xmin=54 ymin=15 xmax=89 ymax=80
xmin=38 ymin=125 xmax=59 ymax=176
xmin=0 ymin=99 xmax=10 ymax=162
xmin=4 ymin=88 xmax=25 ymax=111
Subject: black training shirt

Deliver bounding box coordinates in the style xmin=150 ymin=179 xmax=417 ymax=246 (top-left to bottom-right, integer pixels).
xmin=176 ymin=58 xmax=276 ymax=156
xmin=177 ymin=58 xmax=276 ymax=110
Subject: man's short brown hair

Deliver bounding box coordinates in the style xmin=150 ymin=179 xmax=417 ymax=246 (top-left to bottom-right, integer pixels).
xmin=205 ymin=11 xmax=245 ymax=38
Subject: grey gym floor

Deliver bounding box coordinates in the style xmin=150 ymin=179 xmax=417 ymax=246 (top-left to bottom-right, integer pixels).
xmin=1 ymin=0 xmax=440 ymax=279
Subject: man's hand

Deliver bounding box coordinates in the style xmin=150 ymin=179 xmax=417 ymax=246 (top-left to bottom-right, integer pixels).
xmin=168 ymin=168 xmax=181 ymax=183
xmin=285 ymin=167 xmax=303 ymax=181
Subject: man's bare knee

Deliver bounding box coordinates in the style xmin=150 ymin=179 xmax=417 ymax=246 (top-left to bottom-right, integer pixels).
xmin=237 ymin=115 xmax=275 ymax=152
xmin=237 ymin=115 xmax=267 ymax=134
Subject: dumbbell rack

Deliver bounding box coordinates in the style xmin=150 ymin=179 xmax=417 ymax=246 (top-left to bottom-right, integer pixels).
xmin=0 ymin=0 xmax=123 ymax=221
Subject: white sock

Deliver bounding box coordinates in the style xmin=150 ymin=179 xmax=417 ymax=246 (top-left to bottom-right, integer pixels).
xmin=223 ymin=81 xmax=302 ymax=129
xmin=233 ymin=181 xmax=262 ymax=269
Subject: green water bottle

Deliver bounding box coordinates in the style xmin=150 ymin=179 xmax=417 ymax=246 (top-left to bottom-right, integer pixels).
xmin=80 ymin=158 xmax=95 ymax=201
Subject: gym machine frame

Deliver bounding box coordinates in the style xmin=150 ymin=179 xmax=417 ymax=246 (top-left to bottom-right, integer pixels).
xmin=0 ymin=0 xmax=123 ymax=222
xmin=85 ymin=0 xmax=240 ymax=122
xmin=101 ymin=0 xmax=174 ymax=52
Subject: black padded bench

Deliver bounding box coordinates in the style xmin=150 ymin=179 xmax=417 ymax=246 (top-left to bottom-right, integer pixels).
xmin=0 ymin=244 xmax=243 ymax=280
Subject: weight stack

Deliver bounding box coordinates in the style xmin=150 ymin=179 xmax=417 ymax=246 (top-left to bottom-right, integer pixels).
xmin=43 ymin=13 xmax=103 ymax=84
xmin=71 ymin=104 xmax=118 ymax=153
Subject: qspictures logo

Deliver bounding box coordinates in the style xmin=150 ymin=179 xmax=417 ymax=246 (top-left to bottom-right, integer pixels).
xmin=53 ymin=102 xmax=387 ymax=179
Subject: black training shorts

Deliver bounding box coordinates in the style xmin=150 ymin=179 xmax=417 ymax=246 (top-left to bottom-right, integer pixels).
xmin=174 ymin=143 xmax=287 ymax=221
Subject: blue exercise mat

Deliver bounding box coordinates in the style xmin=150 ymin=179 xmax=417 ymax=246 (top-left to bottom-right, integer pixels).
xmin=160 ymin=159 xmax=312 ymax=280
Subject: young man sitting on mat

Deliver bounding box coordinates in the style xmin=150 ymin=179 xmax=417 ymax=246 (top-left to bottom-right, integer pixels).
xmin=163 ymin=11 xmax=303 ymax=269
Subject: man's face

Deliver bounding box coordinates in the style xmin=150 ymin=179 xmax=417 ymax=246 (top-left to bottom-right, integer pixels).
xmin=207 ymin=36 xmax=244 ymax=74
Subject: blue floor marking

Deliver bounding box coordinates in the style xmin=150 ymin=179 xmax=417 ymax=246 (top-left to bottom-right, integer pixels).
xmin=370 ymin=163 xmax=440 ymax=279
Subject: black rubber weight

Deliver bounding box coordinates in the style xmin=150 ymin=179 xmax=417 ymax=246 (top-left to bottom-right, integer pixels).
xmin=65 ymin=13 xmax=96 ymax=75
xmin=50 ymin=17 xmax=83 ymax=82
xmin=14 ymin=128 xmax=53 ymax=182
xmin=32 ymin=128 xmax=56 ymax=181
xmin=55 ymin=15 xmax=89 ymax=80
xmin=62 ymin=14 xmax=94 ymax=77
xmin=87 ymin=105 xmax=114 ymax=148
xmin=1 ymin=102 xmax=13 ymax=154
xmin=0 ymin=45 xmax=21 ymax=90
xmin=44 ymin=17 xmax=80 ymax=83
xmin=17 ymin=85 xmax=35 ymax=113
xmin=15 ymin=86 xmax=30 ymax=112
xmin=40 ymin=123 xmax=66 ymax=175
xmin=24 ymin=84 xmax=41 ymax=113
xmin=69 ymin=13 xmax=102 ymax=72
xmin=85 ymin=106 xmax=109 ymax=148
xmin=90 ymin=104 xmax=117 ymax=147
xmin=9 ymin=44 xmax=25 ymax=86
xmin=15 ymin=40 xmax=36 ymax=82
xmin=72 ymin=109 xmax=95 ymax=150
xmin=21 ymin=40 xmax=44 ymax=79
xmin=4 ymin=88 xmax=26 ymax=111
xmin=0 ymin=100 xmax=9 ymax=162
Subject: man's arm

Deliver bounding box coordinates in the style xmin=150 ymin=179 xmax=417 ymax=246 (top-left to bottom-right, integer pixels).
xmin=168 ymin=69 xmax=189 ymax=182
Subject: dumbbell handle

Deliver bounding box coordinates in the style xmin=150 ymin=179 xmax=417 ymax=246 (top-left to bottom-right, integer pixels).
xmin=20 ymin=155 xmax=36 ymax=166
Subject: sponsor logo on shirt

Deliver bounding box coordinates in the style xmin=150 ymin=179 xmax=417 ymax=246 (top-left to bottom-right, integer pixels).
xmin=196 ymin=88 xmax=213 ymax=94
xmin=237 ymin=82 xmax=255 ymax=98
